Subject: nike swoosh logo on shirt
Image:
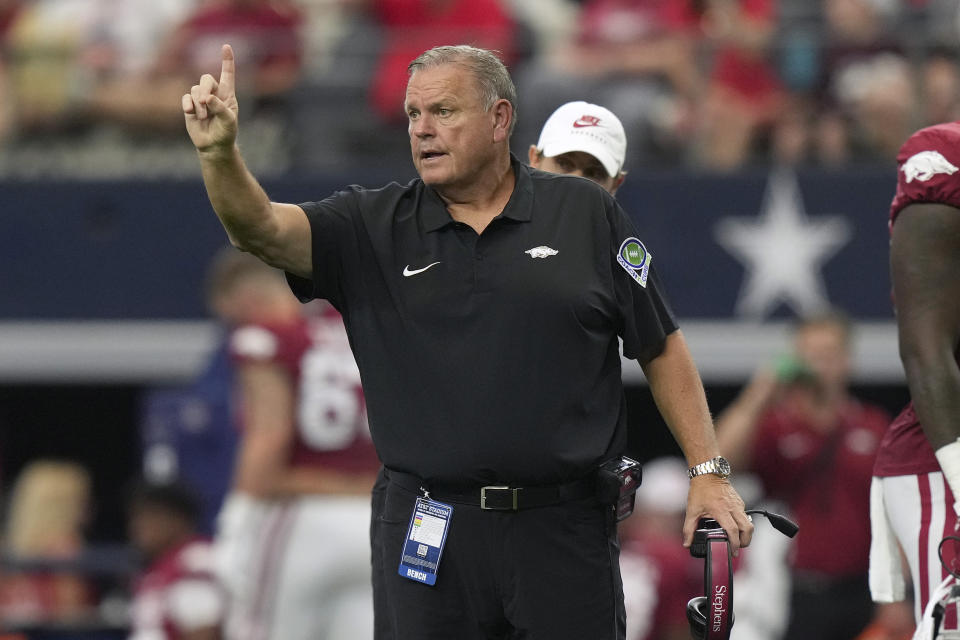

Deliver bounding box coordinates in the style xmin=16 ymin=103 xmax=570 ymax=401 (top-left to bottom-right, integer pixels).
xmin=403 ymin=262 xmax=442 ymax=277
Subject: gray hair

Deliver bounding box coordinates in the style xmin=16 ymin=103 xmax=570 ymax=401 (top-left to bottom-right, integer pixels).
xmin=407 ymin=45 xmax=518 ymax=134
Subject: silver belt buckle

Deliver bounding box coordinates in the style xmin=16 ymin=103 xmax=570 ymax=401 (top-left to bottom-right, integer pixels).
xmin=480 ymin=485 xmax=518 ymax=510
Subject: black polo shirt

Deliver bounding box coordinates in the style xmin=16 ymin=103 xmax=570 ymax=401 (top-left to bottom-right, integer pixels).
xmin=287 ymin=155 xmax=677 ymax=486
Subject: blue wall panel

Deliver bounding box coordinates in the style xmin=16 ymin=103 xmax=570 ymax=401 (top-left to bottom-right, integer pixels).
xmin=0 ymin=167 xmax=899 ymax=320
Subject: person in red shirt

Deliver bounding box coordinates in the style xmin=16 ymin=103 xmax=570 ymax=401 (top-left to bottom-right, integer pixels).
xmin=209 ymin=250 xmax=380 ymax=640
xmin=870 ymin=121 xmax=960 ymax=636
xmin=717 ymin=311 xmax=890 ymax=640
xmin=366 ymin=0 xmax=518 ymax=123
xmin=128 ymin=480 xmax=224 ymax=640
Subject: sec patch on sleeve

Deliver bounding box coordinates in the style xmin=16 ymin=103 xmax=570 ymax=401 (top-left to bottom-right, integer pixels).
xmin=616 ymin=237 xmax=651 ymax=288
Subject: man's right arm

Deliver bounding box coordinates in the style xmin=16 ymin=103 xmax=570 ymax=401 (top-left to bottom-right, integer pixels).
xmin=183 ymin=44 xmax=312 ymax=279
xmin=891 ymin=202 xmax=960 ymax=451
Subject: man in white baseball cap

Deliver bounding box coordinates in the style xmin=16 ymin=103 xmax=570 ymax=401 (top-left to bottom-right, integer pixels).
xmin=528 ymin=100 xmax=628 ymax=195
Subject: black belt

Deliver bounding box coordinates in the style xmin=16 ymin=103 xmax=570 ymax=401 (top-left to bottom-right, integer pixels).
xmin=384 ymin=468 xmax=597 ymax=511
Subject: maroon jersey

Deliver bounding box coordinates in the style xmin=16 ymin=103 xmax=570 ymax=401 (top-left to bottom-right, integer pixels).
xmin=130 ymin=538 xmax=223 ymax=640
xmin=875 ymin=121 xmax=960 ymax=477
xmin=751 ymin=399 xmax=888 ymax=576
xmin=229 ymin=312 xmax=380 ymax=475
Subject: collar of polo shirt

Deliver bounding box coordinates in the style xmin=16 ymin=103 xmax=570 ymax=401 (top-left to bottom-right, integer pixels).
xmin=421 ymin=154 xmax=535 ymax=233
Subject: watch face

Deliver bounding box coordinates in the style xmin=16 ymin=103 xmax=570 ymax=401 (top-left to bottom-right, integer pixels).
xmin=716 ymin=457 xmax=731 ymax=476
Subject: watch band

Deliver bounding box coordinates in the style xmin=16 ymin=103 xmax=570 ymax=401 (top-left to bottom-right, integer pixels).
xmin=688 ymin=456 xmax=731 ymax=479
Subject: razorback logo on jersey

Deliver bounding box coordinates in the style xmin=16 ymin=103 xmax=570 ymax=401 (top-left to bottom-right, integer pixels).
xmin=901 ymin=150 xmax=959 ymax=183
xmin=573 ymin=115 xmax=601 ymax=128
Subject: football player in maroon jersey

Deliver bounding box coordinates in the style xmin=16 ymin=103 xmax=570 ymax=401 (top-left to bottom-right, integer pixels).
xmin=210 ymin=251 xmax=380 ymax=640
xmin=871 ymin=123 xmax=960 ymax=633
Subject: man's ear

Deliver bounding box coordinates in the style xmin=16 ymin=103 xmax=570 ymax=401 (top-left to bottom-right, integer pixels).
xmin=492 ymin=99 xmax=513 ymax=143
xmin=611 ymin=172 xmax=626 ymax=195
xmin=528 ymin=145 xmax=541 ymax=167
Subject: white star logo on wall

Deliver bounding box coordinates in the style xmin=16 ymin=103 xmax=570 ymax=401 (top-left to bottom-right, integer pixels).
xmin=714 ymin=169 xmax=851 ymax=319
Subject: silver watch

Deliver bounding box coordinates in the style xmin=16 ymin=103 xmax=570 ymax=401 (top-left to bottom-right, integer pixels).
xmin=688 ymin=456 xmax=732 ymax=479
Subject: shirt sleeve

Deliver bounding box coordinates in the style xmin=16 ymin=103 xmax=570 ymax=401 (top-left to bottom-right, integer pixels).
xmin=607 ymin=198 xmax=679 ymax=364
xmin=890 ymin=126 xmax=960 ymax=224
xmin=285 ymin=190 xmax=359 ymax=310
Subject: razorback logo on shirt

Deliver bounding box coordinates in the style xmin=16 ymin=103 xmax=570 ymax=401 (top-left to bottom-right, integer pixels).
xmin=573 ymin=115 xmax=601 ymax=128
xmin=901 ymin=150 xmax=959 ymax=183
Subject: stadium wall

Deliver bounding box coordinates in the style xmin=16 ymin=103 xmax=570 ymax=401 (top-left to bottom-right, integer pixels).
xmin=0 ymin=165 xmax=900 ymax=384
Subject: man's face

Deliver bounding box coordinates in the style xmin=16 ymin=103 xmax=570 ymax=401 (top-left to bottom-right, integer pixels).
xmin=129 ymin=506 xmax=177 ymax=560
xmin=527 ymin=148 xmax=623 ymax=195
xmin=405 ymin=64 xmax=498 ymax=188
xmin=794 ymin=322 xmax=851 ymax=393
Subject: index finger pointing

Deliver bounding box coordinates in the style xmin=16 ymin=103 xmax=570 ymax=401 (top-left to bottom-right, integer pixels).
xmin=218 ymin=44 xmax=235 ymax=95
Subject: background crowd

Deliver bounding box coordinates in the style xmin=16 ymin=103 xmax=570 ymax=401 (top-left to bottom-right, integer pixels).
xmin=0 ymin=0 xmax=958 ymax=177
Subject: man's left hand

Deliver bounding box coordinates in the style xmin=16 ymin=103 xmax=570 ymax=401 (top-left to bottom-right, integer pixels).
xmin=683 ymin=475 xmax=754 ymax=555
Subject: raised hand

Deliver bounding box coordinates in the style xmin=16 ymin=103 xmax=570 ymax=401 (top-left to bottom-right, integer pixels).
xmin=182 ymin=44 xmax=239 ymax=154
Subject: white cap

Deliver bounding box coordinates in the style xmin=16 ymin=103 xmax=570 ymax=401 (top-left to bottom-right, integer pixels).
xmin=536 ymin=101 xmax=627 ymax=177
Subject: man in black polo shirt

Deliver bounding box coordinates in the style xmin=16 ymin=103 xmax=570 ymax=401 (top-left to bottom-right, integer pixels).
xmin=183 ymin=43 xmax=752 ymax=639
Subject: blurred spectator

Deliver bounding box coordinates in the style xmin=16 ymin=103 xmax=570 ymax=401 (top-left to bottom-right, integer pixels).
xmin=2 ymin=0 xmax=98 ymax=134
xmin=920 ymin=49 xmax=960 ymax=128
xmin=695 ymin=0 xmax=783 ymax=170
xmin=716 ymin=311 xmax=889 ymax=640
xmin=518 ymin=0 xmax=782 ymax=169
xmin=364 ymin=0 xmax=520 ymax=123
xmin=0 ymin=0 xmax=21 ymax=142
xmin=75 ymin=0 xmax=198 ymax=132
xmin=88 ymin=0 xmax=304 ymax=133
xmin=516 ymin=0 xmax=700 ymax=166
xmin=619 ymin=457 xmax=701 ymax=640
xmin=2 ymin=0 xmax=302 ymax=142
xmin=127 ymin=479 xmax=224 ymax=640
xmin=816 ymin=0 xmax=913 ymax=161
xmin=82 ymin=0 xmax=197 ymax=80
xmin=157 ymin=0 xmax=303 ymax=104
xmin=0 ymin=459 xmax=96 ymax=626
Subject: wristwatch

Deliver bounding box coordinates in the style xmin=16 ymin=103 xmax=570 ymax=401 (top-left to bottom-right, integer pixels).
xmin=688 ymin=456 xmax=732 ymax=479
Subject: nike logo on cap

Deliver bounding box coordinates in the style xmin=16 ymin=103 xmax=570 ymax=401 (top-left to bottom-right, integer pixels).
xmin=403 ymin=262 xmax=442 ymax=277
xmin=573 ymin=115 xmax=601 ymax=128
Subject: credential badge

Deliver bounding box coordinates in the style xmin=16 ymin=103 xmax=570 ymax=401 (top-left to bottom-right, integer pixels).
xmin=617 ymin=237 xmax=651 ymax=288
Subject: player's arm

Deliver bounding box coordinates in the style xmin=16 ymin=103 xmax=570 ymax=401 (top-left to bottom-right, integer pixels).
xmin=640 ymin=330 xmax=754 ymax=554
xmin=234 ymin=362 xmax=373 ymax=498
xmin=891 ymin=202 xmax=960 ymax=467
xmin=182 ymin=44 xmax=311 ymax=279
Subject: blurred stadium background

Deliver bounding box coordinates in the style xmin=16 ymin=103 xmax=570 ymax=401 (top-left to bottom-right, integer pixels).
xmin=0 ymin=0 xmax=951 ymax=636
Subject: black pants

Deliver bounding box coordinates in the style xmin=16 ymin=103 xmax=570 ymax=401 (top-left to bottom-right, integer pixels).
xmin=370 ymin=469 xmax=626 ymax=640
xmin=783 ymin=573 xmax=874 ymax=640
